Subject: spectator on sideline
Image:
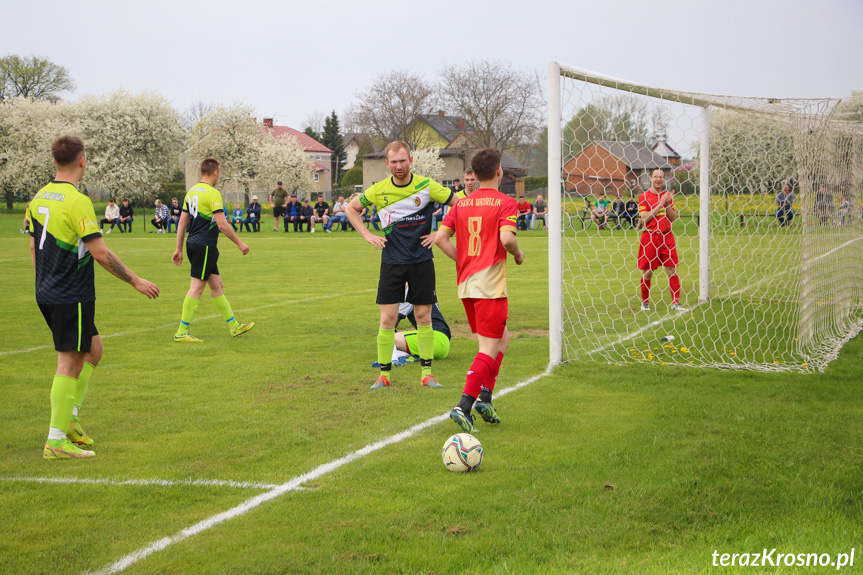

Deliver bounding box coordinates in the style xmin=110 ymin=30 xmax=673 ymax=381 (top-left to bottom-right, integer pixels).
xmin=516 ymin=196 xmax=531 ymax=231
xmin=776 ymin=184 xmax=795 ymax=227
xmin=451 ymin=178 xmax=463 ymax=198
xmin=243 ymin=195 xmax=262 ymax=232
xmin=838 ymin=197 xmax=850 ymax=226
xmin=269 ymin=181 xmax=288 ymax=232
xmin=312 ymin=194 xmax=329 ymax=233
xmin=431 ymin=201 xmax=445 ymax=230
xmin=230 ymin=203 xmax=244 ymax=232
xmin=151 ymin=199 xmax=169 ymax=233
xmin=100 ymin=198 xmax=121 ymax=234
xmin=815 ymin=184 xmax=834 ymax=226
xmin=531 ymin=194 xmax=548 ymax=230
xmin=118 ymin=198 xmax=134 ymax=233
xmin=611 ymin=195 xmax=626 ymax=229
xmin=284 ymin=194 xmax=301 ymax=232
xmin=591 ymin=192 xmax=609 ymax=229
xmin=167 ymin=197 xmax=182 ymax=233
xmin=326 ymin=195 xmax=348 ymax=232
xmin=297 ymin=198 xmax=314 ymax=232
xmin=624 ymin=192 xmax=640 ymax=229
xmin=369 ymin=204 xmax=381 ymax=231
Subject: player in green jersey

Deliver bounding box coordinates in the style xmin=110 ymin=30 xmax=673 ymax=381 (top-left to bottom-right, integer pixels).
xmin=29 ymin=136 xmax=160 ymax=459
xmin=172 ymin=158 xmax=255 ymax=341
xmin=345 ymin=141 xmax=456 ymax=390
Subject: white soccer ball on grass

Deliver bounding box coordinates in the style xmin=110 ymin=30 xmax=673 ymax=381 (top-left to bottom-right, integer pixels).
xmin=441 ymin=433 xmax=483 ymax=472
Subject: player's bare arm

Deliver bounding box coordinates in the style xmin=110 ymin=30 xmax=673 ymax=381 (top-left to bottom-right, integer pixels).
xmin=172 ymin=211 xmax=190 ymax=265
xmin=347 ymin=196 xmax=386 ymax=250
xmin=86 ymin=236 xmax=160 ymax=299
xmin=433 ymin=225 xmax=457 ymax=261
xmin=214 ymin=211 xmax=249 ymax=255
xmin=500 ymin=230 xmax=525 ymax=266
xmin=664 ymin=191 xmax=679 ymax=223
xmin=29 ymin=236 xmax=35 ymax=271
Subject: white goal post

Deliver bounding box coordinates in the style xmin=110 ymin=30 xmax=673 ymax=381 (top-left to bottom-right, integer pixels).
xmin=548 ymin=61 xmax=863 ymax=372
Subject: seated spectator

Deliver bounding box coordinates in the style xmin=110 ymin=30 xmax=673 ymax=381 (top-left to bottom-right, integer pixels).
xmin=370 ymin=204 xmax=381 ymax=231
xmin=243 ymin=195 xmax=262 ymax=232
xmin=591 ymin=192 xmax=609 ymax=229
xmin=624 ymin=192 xmax=640 ymax=229
xmin=283 ymin=194 xmax=301 ymax=231
xmin=531 ymin=194 xmax=548 ymax=230
xmin=325 ymin=195 xmax=348 ymax=232
xmin=230 ymin=203 xmax=244 ymax=232
xmin=298 ymin=198 xmax=314 ymax=232
xmin=312 ymin=195 xmax=329 ymax=233
xmin=100 ymin=197 xmax=121 ymax=234
xmin=431 ymin=201 xmax=444 ymax=230
xmin=516 ymin=196 xmax=532 ymax=231
xmin=20 ymin=201 xmax=32 ymax=234
xmin=151 ymin=199 xmax=169 ymax=233
xmin=776 ymin=184 xmax=795 ymax=227
xmin=167 ymin=197 xmax=182 ymax=233
xmin=118 ymin=198 xmax=134 ymax=233
xmin=610 ymin=195 xmax=625 ymax=229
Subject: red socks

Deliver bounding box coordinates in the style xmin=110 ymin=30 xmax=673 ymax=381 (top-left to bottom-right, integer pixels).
xmin=464 ymin=353 xmax=495 ymax=399
xmin=489 ymin=352 xmax=504 ymax=392
xmin=640 ymin=277 xmax=652 ymax=303
xmin=669 ymin=275 xmax=681 ymax=303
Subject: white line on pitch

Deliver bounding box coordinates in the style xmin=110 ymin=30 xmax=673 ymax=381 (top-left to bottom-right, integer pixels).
xmin=84 ymin=365 xmax=556 ymax=575
xmin=0 ymin=289 xmax=375 ymax=357
xmin=0 ymin=476 xmax=281 ymax=490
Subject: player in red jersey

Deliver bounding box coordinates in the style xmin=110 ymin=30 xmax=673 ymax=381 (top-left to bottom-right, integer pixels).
xmin=638 ymin=168 xmax=685 ymax=312
xmin=435 ymin=148 xmax=525 ymax=434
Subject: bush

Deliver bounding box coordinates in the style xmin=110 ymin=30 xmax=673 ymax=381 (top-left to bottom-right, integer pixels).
xmin=341 ymin=166 xmax=363 ymax=188
xmin=524 ymin=176 xmax=548 ymax=191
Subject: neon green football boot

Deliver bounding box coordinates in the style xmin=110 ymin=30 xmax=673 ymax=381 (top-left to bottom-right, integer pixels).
xmin=43 ymin=438 xmax=95 ymax=459
xmin=67 ymin=418 xmax=94 ymax=446
xmin=230 ymin=322 xmax=256 ymax=337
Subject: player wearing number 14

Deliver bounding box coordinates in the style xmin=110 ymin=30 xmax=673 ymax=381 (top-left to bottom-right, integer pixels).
xmin=172 ymin=158 xmax=255 ymax=341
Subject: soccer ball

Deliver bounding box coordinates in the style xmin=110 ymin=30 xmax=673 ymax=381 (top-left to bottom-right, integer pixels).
xmin=441 ymin=433 xmax=483 ymax=472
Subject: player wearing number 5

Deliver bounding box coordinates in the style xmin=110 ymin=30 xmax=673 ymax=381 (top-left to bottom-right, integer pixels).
xmin=29 ymin=136 xmax=160 ymax=459
xmin=435 ymin=148 xmax=524 ymax=434
xmin=172 ymin=158 xmax=255 ymax=342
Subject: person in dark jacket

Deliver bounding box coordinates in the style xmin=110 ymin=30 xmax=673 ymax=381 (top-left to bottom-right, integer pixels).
xmin=242 ymin=196 xmax=262 ymax=232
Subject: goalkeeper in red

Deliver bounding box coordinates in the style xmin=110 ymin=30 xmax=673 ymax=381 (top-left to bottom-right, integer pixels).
xmin=638 ymin=168 xmax=685 ymax=312
xmin=435 ymin=148 xmax=524 ymax=434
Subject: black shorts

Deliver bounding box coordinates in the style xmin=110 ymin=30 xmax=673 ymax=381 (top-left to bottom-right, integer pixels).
xmin=39 ymin=301 xmax=99 ymax=353
xmin=187 ymin=243 xmax=220 ymax=280
xmin=274 ymin=206 xmax=286 ymax=218
xmin=377 ymin=260 xmax=437 ymax=305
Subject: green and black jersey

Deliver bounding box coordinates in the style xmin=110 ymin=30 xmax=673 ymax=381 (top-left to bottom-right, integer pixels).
xmin=183 ymin=182 xmax=225 ymax=247
xmin=27 ymin=181 xmax=101 ymax=304
xmin=359 ymin=174 xmax=454 ymax=265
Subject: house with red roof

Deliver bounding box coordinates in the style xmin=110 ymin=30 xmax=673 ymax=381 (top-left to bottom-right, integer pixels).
xmin=263 ymin=118 xmax=334 ymax=195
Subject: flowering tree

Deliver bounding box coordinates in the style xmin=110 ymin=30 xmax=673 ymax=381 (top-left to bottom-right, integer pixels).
xmin=255 ymin=132 xmax=315 ymax=197
xmin=75 ymin=89 xmax=184 ymax=201
xmin=0 ymin=98 xmax=70 ymax=207
xmin=410 ymin=148 xmax=445 ymax=183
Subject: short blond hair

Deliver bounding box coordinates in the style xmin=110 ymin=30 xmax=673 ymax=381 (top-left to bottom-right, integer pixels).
xmin=384 ymin=141 xmax=411 ymax=160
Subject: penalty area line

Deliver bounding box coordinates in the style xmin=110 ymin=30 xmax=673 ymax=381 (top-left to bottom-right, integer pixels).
xmin=85 ymin=363 xmax=556 ymax=575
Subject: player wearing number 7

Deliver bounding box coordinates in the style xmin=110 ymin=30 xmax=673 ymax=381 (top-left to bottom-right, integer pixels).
xmin=172 ymin=158 xmax=255 ymax=342
xmin=28 ymin=136 xmax=160 ymax=459
xmin=435 ymin=148 xmax=525 ymax=434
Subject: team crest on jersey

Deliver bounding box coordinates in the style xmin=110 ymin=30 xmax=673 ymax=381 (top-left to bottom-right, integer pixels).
xmin=414 ymin=196 xmax=421 ymax=207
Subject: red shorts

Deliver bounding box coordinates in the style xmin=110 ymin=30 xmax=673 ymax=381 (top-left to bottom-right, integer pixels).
xmin=637 ymin=231 xmax=679 ymax=270
xmin=462 ymin=298 xmax=508 ymax=339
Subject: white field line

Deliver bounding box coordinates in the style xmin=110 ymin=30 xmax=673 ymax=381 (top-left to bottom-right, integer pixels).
xmin=84 ymin=363 xmax=556 ymax=575
xmin=0 ymin=248 xmax=162 ymax=265
xmin=0 ymin=289 xmax=375 ymax=357
xmin=0 ymin=476 xmax=280 ymax=490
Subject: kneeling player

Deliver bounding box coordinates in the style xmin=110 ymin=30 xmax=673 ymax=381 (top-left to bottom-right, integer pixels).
xmin=435 ymin=148 xmax=524 ymax=434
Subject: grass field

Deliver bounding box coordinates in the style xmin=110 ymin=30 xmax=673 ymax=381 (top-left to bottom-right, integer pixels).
xmin=1 ymin=205 xmax=862 ymax=574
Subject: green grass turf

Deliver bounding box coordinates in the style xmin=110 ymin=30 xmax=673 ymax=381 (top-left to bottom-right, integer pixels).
xmin=1 ymin=206 xmax=861 ymax=574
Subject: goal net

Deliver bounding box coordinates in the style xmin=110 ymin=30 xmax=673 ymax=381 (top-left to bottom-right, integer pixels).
xmin=548 ymin=62 xmax=863 ymax=372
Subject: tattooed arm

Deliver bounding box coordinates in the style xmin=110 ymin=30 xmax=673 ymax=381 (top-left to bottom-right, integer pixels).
xmin=85 ymin=236 xmax=160 ymax=299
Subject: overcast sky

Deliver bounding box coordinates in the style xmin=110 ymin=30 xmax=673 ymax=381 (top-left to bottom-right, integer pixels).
xmin=2 ymin=0 xmax=861 ymax=132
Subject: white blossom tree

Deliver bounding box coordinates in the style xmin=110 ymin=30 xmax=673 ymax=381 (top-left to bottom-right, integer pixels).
xmin=0 ymin=98 xmax=72 ymax=207
xmin=74 ymin=89 xmax=184 ymax=201
xmin=255 ymin=132 xmax=315 ymax=197
xmin=410 ymin=148 xmax=445 ymax=183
